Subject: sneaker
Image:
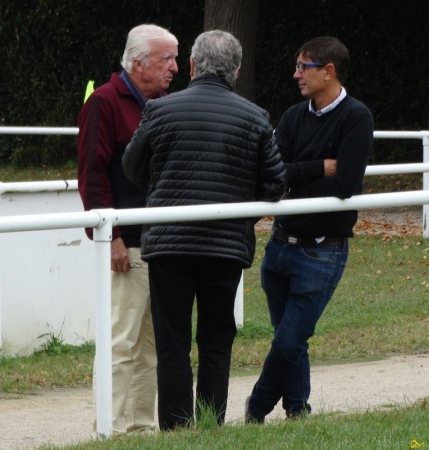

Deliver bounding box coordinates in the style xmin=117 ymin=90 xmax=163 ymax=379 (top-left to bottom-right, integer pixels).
xmin=244 ymin=396 xmax=265 ymax=424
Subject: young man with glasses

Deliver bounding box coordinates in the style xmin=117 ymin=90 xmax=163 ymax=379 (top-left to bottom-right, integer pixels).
xmin=245 ymin=36 xmax=373 ymax=423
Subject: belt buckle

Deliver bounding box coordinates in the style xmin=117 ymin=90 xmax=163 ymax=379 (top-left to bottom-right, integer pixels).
xmin=287 ymin=236 xmax=299 ymax=245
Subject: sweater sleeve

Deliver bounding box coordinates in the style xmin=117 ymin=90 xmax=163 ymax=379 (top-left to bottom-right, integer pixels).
xmin=255 ymin=120 xmax=287 ymax=201
xmin=292 ymin=109 xmax=374 ymax=199
xmin=77 ymin=95 xmax=121 ymax=240
xmin=276 ymin=109 xmax=325 ymax=187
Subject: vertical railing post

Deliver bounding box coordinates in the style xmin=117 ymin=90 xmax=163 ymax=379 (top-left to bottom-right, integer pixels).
xmin=234 ymin=271 xmax=244 ymax=328
xmin=93 ymin=211 xmax=114 ymax=438
xmin=423 ymin=135 xmax=429 ymax=238
xmin=0 ymin=183 xmax=3 ymax=351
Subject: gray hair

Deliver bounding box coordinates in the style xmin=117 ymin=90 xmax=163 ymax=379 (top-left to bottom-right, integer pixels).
xmin=191 ymin=30 xmax=242 ymax=87
xmin=121 ymin=24 xmax=178 ymax=72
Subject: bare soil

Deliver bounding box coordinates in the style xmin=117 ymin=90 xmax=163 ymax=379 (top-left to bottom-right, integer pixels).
xmin=0 ymin=208 xmax=427 ymax=450
xmin=256 ymin=206 xmax=424 ymax=237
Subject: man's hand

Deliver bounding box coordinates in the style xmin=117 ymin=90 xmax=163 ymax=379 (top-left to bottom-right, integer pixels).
xmin=111 ymin=237 xmax=130 ymax=272
xmin=324 ymin=159 xmax=337 ymax=177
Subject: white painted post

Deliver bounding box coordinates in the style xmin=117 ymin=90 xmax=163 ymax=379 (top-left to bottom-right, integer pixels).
xmin=423 ymin=136 xmax=429 ymax=238
xmin=93 ymin=214 xmax=113 ymax=438
xmin=234 ymin=271 xmax=244 ymax=328
xmin=0 ymin=184 xmax=2 ymax=351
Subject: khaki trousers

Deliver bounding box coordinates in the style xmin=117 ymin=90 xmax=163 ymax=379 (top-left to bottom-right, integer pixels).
xmin=93 ymin=247 xmax=157 ymax=434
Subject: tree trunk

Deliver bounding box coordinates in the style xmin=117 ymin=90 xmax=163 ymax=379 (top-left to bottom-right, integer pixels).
xmin=204 ymin=0 xmax=261 ymax=102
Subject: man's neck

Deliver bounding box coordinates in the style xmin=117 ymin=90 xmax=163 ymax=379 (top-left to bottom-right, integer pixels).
xmin=312 ymin=84 xmax=343 ymax=112
xmin=127 ymin=71 xmax=159 ymax=100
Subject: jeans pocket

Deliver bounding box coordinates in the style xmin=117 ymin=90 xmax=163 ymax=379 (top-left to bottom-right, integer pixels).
xmin=301 ymin=247 xmax=335 ymax=263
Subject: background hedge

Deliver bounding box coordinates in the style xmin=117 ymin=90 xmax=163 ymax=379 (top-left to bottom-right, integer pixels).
xmin=0 ymin=0 xmax=428 ymax=166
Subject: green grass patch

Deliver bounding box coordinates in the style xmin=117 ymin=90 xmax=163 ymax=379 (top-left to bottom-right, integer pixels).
xmin=0 ymin=341 xmax=94 ymax=394
xmin=0 ymin=162 xmax=77 ymax=182
xmin=39 ymin=398 xmax=429 ymax=450
xmin=1 ymin=168 xmax=428 ymax=447
xmin=234 ymin=234 xmax=429 ymax=369
xmin=1 ymin=234 xmax=429 ymax=393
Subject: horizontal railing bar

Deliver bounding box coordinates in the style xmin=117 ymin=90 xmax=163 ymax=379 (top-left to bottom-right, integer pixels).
xmin=1 ymin=164 xmax=429 ymax=194
xmin=373 ymin=131 xmax=429 ymax=139
xmin=0 ymin=210 xmax=101 ymax=232
xmin=0 ymin=180 xmax=78 ymax=193
xmin=1 ymin=190 xmax=429 ymax=234
xmin=364 ymin=163 xmax=429 ymax=175
xmin=2 ymin=127 xmax=429 ymax=139
xmin=0 ymin=126 xmax=429 ymax=139
xmin=0 ymin=127 xmax=79 ymax=135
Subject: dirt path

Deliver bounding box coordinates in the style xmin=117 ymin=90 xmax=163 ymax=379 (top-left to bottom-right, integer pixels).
xmin=256 ymin=206 xmax=424 ymax=236
xmin=1 ymin=209 xmax=427 ymax=450
xmin=1 ymin=354 xmax=428 ymax=449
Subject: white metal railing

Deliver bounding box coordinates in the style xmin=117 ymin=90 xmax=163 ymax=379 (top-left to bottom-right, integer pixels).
xmin=1 ymin=127 xmax=429 ymax=230
xmin=0 ymin=180 xmax=77 ymax=194
xmin=1 ymin=127 xmax=429 ymax=138
xmin=0 ymin=127 xmax=79 ymax=135
xmin=1 ymin=191 xmax=429 ymax=437
xmin=2 ymin=127 xmax=429 ymax=437
xmin=1 ymin=127 xmax=429 ymax=223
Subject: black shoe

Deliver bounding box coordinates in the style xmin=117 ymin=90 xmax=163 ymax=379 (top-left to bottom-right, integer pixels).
xmin=286 ymin=408 xmax=310 ymax=420
xmin=244 ymin=396 xmax=265 ymax=424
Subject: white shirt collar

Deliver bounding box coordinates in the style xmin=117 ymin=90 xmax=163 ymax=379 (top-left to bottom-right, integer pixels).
xmin=309 ymin=87 xmax=347 ymax=116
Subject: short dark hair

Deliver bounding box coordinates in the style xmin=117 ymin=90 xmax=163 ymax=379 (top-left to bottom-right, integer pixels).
xmin=295 ymin=36 xmax=350 ymax=84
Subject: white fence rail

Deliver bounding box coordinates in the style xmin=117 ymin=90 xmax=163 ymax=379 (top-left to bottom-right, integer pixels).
xmin=1 ymin=158 xmax=428 ymax=356
xmin=1 ymin=191 xmax=429 ymax=437
xmin=1 ymin=127 xmax=429 ymax=236
xmin=2 ymin=127 xmax=429 ymax=437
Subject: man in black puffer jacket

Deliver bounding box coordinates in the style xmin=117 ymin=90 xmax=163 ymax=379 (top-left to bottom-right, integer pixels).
xmin=123 ymin=29 xmax=286 ymax=430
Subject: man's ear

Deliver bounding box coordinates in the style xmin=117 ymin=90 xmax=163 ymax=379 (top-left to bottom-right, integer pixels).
xmin=133 ymin=59 xmax=143 ymax=74
xmin=324 ymin=63 xmax=336 ymax=81
xmin=190 ymin=57 xmax=195 ymax=79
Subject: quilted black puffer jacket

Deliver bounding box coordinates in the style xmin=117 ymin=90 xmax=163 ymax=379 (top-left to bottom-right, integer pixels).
xmin=123 ymin=75 xmax=286 ymax=268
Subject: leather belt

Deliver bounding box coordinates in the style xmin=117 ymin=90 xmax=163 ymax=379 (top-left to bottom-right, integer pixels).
xmin=271 ymin=227 xmax=346 ymax=247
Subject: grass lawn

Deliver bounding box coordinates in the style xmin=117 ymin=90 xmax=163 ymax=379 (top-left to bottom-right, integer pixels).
xmin=0 ymin=167 xmax=428 ymax=449
xmin=1 ymin=234 xmax=428 ymax=392
xmin=17 ymin=399 xmax=428 ymax=450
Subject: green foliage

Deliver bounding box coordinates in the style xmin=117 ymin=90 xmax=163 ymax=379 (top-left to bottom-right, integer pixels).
xmin=1 ymin=233 xmax=429 ymax=393
xmin=0 ymin=0 xmax=204 ymax=165
xmin=27 ymin=399 xmax=429 ymax=449
xmin=35 ymin=320 xmax=95 ymax=356
xmin=0 ymin=342 xmax=94 ymax=392
xmin=256 ymin=0 xmax=429 ymax=163
xmin=1 ymin=1 xmax=428 ymax=165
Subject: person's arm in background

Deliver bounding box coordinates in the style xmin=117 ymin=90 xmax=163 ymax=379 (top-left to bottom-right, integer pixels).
xmin=122 ymin=108 xmax=153 ymax=187
xmin=275 ymin=110 xmax=326 ymax=188
xmin=77 ymin=95 xmax=130 ymax=272
xmin=255 ymin=116 xmax=287 ymax=201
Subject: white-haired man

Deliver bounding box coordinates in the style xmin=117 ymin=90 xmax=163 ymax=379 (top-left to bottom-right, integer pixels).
xmin=123 ymin=30 xmax=286 ymax=430
xmin=77 ymin=24 xmax=178 ymax=434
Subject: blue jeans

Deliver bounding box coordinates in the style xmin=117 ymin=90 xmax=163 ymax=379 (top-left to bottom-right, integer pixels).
xmin=249 ymin=236 xmax=348 ymax=419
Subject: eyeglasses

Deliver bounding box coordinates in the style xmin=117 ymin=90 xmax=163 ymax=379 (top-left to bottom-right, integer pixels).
xmin=295 ymin=62 xmax=324 ymax=73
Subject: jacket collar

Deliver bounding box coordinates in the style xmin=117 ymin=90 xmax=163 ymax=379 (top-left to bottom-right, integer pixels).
xmin=188 ymin=75 xmax=232 ymax=91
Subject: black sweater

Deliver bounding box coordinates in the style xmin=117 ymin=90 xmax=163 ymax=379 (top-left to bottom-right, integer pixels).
xmin=275 ymin=95 xmax=373 ymax=237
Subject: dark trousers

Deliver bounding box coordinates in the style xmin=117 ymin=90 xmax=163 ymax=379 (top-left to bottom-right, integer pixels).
xmin=148 ymin=256 xmax=242 ymax=430
xmin=249 ymin=237 xmax=348 ymax=420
